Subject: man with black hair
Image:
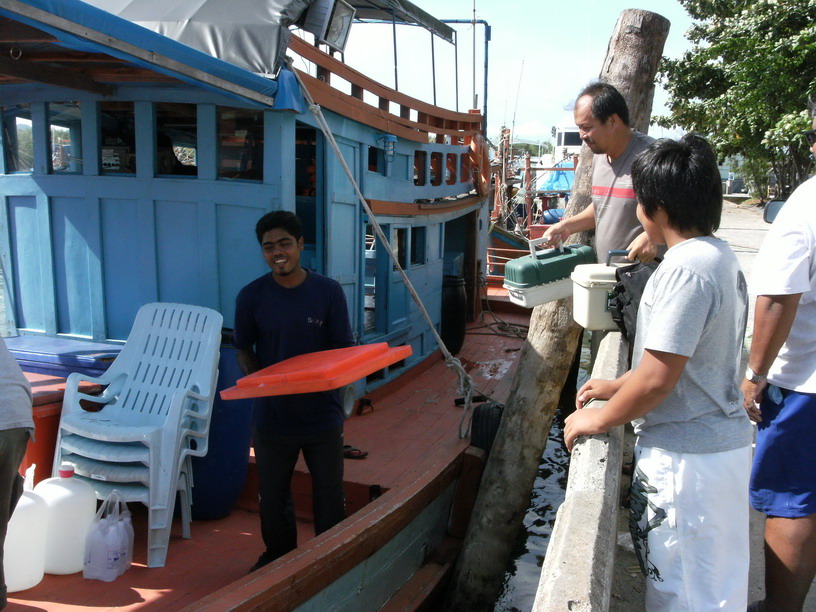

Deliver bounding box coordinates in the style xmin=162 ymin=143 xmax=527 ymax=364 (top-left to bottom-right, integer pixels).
xmin=564 ymin=134 xmax=752 ymax=610
xmin=544 ymin=82 xmax=659 ymax=263
xmin=741 ymin=111 xmax=816 ymax=612
xmin=233 ymin=210 xmax=354 ymax=573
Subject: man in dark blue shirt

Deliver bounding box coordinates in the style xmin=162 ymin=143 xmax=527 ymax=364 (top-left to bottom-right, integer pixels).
xmin=233 ymin=211 xmax=354 ymax=572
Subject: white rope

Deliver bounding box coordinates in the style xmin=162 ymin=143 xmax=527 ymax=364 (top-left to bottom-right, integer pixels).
xmin=285 ymin=59 xmax=479 ymax=438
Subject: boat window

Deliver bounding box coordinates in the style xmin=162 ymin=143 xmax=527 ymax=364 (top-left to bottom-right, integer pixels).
xmin=460 ymin=153 xmax=471 ymax=184
xmin=393 ymin=228 xmax=407 ymax=270
xmin=368 ymin=145 xmax=383 ymax=174
xmin=446 ymin=153 xmax=457 ymax=185
xmin=410 ymin=227 xmax=426 ymax=265
xmin=413 ymin=150 xmax=426 ymax=185
xmin=430 ymin=152 xmax=442 ymax=186
xmin=2 ymin=104 xmax=33 ymax=173
xmin=217 ymin=107 xmax=263 ymax=181
xmin=100 ymin=101 xmax=136 ymax=175
xmin=562 ymin=131 xmax=582 ymax=147
xmin=155 ymin=102 xmax=197 ymax=177
xmin=295 ymin=125 xmax=319 ymax=249
xmin=48 ymin=102 xmax=82 ymax=174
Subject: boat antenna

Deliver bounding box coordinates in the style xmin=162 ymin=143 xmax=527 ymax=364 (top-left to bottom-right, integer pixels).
xmin=285 ymin=58 xmax=481 ymax=437
xmin=391 ymin=9 xmax=398 ymax=90
xmin=472 ymin=0 xmax=476 ymax=110
xmin=510 ymin=59 xmax=524 ymax=158
xmin=430 ymin=30 xmax=437 ymax=106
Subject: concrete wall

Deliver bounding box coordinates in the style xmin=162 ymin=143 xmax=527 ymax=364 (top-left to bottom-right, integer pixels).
xmin=532 ymin=331 xmax=629 ymax=611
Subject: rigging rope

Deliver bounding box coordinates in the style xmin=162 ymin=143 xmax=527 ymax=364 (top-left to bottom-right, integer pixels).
xmin=285 ymin=58 xmax=481 ymax=438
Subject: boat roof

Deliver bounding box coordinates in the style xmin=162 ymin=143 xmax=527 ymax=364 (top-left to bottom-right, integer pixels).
xmin=0 ymin=0 xmax=286 ymax=107
xmin=0 ymin=0 xmax=454 ymax=108
xmin=80 ymin=0 xmax=454 ymax=76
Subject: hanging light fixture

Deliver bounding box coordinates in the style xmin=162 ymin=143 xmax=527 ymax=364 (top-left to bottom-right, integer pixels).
xmin=378 ymin=133 xmax=397 ymax=163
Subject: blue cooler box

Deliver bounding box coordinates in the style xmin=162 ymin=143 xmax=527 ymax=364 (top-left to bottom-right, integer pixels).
xmin=6 ymin=336 xmax=121 ymax=377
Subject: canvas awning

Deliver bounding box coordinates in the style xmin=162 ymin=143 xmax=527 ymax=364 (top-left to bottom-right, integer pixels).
xmin=0 ymin=0 xmax=287 ymax=106
xmin=80 ymin=0 xmax=455 ymax=76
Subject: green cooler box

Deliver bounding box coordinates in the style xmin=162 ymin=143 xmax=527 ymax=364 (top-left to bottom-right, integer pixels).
xmin=504 ymin=240 xmax=595 ymax=308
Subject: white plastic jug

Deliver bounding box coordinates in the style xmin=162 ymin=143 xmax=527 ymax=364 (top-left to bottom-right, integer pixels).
xmin=3 ymin=466 xmax=48 ymax=592
xmin=33 ymin=462 xmax=97 ymax=574
xmin=84 ymin=495 xmax=126 ymax=582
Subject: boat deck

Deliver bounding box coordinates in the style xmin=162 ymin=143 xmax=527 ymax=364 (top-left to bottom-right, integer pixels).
xmin=8 ymin=307 xmax=529 ymax=611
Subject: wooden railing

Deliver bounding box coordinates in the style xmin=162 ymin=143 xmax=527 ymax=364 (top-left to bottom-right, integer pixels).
xmin=288 ymin=35 xmax=483 ymax=145
xmin=486 ymin=246 xmax=528 ymax=282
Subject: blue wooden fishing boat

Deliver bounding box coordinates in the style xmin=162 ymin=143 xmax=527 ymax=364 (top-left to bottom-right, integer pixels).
xmin=0 ymin=1 xmax=524 ymax=609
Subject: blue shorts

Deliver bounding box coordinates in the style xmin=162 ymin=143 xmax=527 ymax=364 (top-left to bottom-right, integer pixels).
xmin=750 ymin=386 xmax=816 ymax=518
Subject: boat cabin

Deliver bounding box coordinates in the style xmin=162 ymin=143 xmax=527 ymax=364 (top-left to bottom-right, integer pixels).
xmin=0 ymin=0 xmax=490 ymax=389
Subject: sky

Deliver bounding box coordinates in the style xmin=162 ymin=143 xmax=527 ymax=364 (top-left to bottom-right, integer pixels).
xmin=339 ymin=0 xmax=695 ymax=144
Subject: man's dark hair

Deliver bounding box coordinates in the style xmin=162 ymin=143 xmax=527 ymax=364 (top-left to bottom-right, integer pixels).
xmin=632 ymin=133 xmax=722 ymax=235
xmin=255 ymin=210 xmax=303 ymax=243
xmin=578 ymin=82 xmax=630 ymax=126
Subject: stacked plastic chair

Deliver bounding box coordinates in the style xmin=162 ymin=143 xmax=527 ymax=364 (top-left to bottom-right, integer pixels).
xmin=53 ymin=302 xmax=223 ymax=568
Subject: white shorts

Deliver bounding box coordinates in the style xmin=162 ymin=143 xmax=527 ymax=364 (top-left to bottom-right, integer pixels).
xmin=630 ymin=444 xmax=751 ymax=611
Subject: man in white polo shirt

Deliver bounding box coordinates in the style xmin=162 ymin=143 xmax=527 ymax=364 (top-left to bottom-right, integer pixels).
xmin=742 ymin=110 xmax=816 ymax=612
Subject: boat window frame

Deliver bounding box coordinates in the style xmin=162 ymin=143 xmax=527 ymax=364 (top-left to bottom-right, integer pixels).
xmin=1 ymin=103 xmax=34 ymax=174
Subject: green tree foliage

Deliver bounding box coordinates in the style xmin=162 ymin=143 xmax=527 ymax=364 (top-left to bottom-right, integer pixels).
xmin=511 ymin=141 xmax=553 ymax=158
xmin=657 ymin=0 xmax=816 ymax=198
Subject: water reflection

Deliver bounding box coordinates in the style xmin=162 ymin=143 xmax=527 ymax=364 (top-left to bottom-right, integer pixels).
xmin=494 ymin=336 xmax=592 ymax=611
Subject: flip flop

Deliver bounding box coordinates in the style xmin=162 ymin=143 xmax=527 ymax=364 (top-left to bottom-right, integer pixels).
xmin=343 ymin=444 xmax=368 ymax=459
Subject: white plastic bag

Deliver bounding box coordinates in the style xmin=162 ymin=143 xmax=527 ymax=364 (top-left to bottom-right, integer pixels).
xmin=117 ymin=503 xmax=134 ymax=576
xmin=83 ymin=490 xmax=131 ymax=581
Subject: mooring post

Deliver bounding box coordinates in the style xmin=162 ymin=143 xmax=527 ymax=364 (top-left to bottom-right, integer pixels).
xmin=445 ymin=10 xmax=670 ymax=610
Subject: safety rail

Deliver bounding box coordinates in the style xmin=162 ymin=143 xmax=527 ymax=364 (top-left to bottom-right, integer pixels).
xmin=288 ymin=36 xmax=483 ymax=145
xmin=486 ymin=246 xmax=527 ymax=279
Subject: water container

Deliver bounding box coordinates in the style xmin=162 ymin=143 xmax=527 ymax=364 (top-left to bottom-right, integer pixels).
xmin=4 ymin=490 xmax=48 ymax=592
xmin=441 ymin=275 xmax=467 ymax=354
xmin=33 ymin=462 xmax=97 ymax=574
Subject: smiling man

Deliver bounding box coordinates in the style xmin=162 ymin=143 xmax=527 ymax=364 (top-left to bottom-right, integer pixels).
xmin=543 ymin=82 xmax=659 ymax=264
xmin=233 ymin=210 xmax=354 ymax=573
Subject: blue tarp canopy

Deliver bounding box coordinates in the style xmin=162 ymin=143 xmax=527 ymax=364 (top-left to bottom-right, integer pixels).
xmin=0 ymin=0 xmax=304 ymax=110
xmin=539 ymin=159 xmax=575 ymax=193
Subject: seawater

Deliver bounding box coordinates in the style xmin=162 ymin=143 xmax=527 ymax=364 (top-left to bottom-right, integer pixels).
xmin=494 ymin=338 xmax=592 ymax=611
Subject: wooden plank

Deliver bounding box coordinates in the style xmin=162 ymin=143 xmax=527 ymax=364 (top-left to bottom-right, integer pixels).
xmin=368 ymin=194 xmax=482 ymax=217
xmin=0 ymin=55 xmax=113 ymax=95
xmin=296 ymin=71 xmax=479 ymax=143
xmin=184 ymin=440 xmax=469 ymax=611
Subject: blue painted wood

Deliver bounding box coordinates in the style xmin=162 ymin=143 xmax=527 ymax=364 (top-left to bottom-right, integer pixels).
xmin=155 ymin=199 xmax=207 ymax=306
xmin=134 ymin=101 xmax=153 ymax=180
xmin=51 ymin=196 xmax=98 ymax=337
xmin=7 ymin=196 xmax=45 ymax=331
xmin=215 ymin=202 xmax=268 ymax=327
xmin=0 ymin=110 xmax=6 ymax=176
xmin=324 ymin=137 xmax=361 ymax=335
xmin=197 ymin=104 xmax=217 ymax=181
xmin=295 ymin=484 xmax=455 ymax=611
xmin=81 ymin=101 xmax=100 ymax=177
xmin=101 ymin=197 xmax=149 ymax=340
xmin=31 ymin=103 xmax=48 ymax=176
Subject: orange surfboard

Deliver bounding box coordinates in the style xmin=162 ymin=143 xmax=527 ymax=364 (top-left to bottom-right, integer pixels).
xmin=220 ymin=342 xmax=413 ymax=399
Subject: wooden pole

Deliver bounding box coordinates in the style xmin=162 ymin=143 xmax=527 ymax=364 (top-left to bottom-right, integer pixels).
xmin=445 ymin=10 xmax=670 ymax=610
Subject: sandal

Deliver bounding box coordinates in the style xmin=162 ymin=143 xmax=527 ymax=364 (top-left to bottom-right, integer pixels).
xmin=343 ymin=444 xmax=368 ymax=459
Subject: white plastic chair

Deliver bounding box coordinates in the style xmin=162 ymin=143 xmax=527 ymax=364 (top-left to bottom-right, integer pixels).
xmin=53 ymin=302 xmax=223 ymax=568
